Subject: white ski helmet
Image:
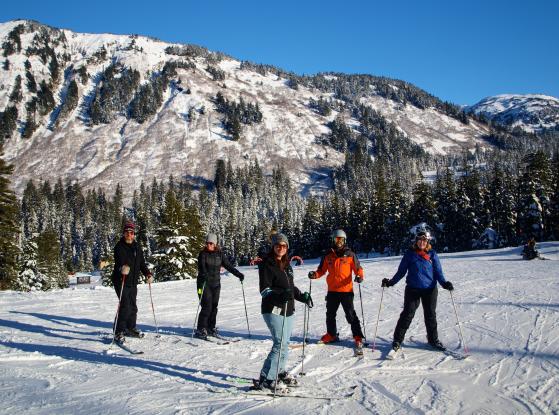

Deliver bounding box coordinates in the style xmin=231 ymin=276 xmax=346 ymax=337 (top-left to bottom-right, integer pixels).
xmin=331 ymin=229 xmax=347 ymax=245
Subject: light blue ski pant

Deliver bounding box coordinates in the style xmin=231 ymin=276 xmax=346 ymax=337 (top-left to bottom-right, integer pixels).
xmin=260 ymin=312 xmax=294 ymax=381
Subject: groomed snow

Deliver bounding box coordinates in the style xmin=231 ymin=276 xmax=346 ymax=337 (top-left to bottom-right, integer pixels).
xmin=1 ymin=243 xmax=558 ymax=414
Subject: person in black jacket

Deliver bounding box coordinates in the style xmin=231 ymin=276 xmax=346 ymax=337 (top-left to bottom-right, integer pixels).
xmin=111 ymin=221 xmax=152 ymax=342
xmin=195 ymin=233 xmax=245 ymax=340
xmin=255 ymin=233 xmax=313 ymax=392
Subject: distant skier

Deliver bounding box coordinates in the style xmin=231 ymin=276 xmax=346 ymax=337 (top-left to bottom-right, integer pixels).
xmin=522 ymin=237 xmax=540 ymax=260
xmin=195 ymin=233 xmax=245 ymax=340
xmin=112 ymin=221 xmax=152 ymax=343
xmin=308 ymin=229 xmax=365 ymax=349
xmin=254 ymin=233 xmax=313 ymax=392
xmin=381 ymin=230 xmax=454 ymax=354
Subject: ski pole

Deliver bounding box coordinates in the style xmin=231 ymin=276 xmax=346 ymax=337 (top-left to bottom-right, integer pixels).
xmin=300 ymin=279 xmax=312 ymax=376
xmin=450 ymin=290 xmax=468 ymax=354
xmin=148 ymin=280 xmax=160 ymax=338
xmin=111 ymin=272 xmax=128 ymax=346
xmin=273 ymin=301 xmax=289 ymax=398
xmin=241 ymin=280 xmax=251 ymax=338
xmin=358 ymin=281 xmax=367 ymax=341
xmin=371 ymin=286 xmax=384 ymax=352
xmin=192 ymin=281 xmax=206 ymax=338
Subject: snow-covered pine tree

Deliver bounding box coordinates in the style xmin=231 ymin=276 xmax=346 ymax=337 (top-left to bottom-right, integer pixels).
xmin=549 ymin=153 xmax=559 ymax=240
xmin=152 ymin=189 xmax=198 ymax=281
xmin=408 ymin=178 xmax=437 ymax=243
xmin=454 ymin=165 xmax=483 ymax=250
xmin=300 ymin=196 xmax=325 ymax=258
xmin=487 ymin=163 xmax=517 ymax=246
xmin=517 ymin=152 xmax=552 ymax=241
xmin=37 ymin=227 xmax=68 ymax=289
xmin=15 ymin=236 xmax=49 ymax=291
xmin=385 ymin=179 xmax=410 ymax=255
xmin=0 ymin=147 xmax=20 ymax=290
xmin=434 ymin=168 xmax=460 ymax=251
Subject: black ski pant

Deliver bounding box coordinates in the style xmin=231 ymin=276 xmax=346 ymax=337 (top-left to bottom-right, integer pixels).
xmin=393 ymin=285 xmax=439 ymax=344
xmin=198 ymin=284 xmax=221 ymax=331
xmin=113 ymin=283 xmax=138 ymax=334
xmin=325 ymin=291 xmax=364 ymax=338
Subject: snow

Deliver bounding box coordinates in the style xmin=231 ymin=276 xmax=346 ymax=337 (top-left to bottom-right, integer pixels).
xmin=1 ymin=243 xmax=558 ymax=413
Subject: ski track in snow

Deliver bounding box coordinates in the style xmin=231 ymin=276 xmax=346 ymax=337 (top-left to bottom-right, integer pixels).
xmin=0 ymin=243 xmax=558 ymax=414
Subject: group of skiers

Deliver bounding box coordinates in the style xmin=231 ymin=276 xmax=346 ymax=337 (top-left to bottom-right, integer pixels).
xmin=110 ymin=220 xmax=455 ymax=393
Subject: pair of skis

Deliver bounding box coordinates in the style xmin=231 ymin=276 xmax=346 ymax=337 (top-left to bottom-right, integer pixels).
xmin=386 ymin=338 xmax=469 ymax=360
xmin=193 ymin=333 xmax=241 ymax=346
xmin=103 ymin=334 xmax=145 ymax=355
xmin=290 ymin=338 xmax=365 ymax=357
xmin=212 ymin=378 xmax=356 ymax=400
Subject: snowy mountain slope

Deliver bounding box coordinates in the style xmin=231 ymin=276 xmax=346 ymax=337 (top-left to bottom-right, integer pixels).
xmin=467 ymin=94 xmax=559 ymax=133
xmin=1 ymin=243 xmax=558 ymax=414
xmin=0 ymin=20 xmax=494 ymax=196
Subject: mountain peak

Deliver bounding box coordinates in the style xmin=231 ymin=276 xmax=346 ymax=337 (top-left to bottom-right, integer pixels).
xmin=467 ymin=94 xmax=559 ymax=133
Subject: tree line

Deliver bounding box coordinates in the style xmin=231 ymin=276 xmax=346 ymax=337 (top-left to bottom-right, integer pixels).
xmin=0 ymin=145 xmax=557 ymax=291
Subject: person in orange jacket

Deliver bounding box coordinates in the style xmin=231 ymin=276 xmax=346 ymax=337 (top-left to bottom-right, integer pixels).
xmin=308 ymin=229 xmax=365 ymax=348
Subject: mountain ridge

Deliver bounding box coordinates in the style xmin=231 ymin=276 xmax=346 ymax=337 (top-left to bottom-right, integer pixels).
xmin=0 ymin=19 xmax=545 ymax=197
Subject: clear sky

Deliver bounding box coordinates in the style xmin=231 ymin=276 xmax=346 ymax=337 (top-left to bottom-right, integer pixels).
xmin=1 ymin=0 xmax=557 ymax=105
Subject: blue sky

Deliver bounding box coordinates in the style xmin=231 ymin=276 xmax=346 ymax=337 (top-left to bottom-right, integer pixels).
xmin=2 ymin=0 xmax=557 ymax=105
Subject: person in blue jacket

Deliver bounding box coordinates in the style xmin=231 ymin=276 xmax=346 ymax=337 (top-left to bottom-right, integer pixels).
xmin=382 ymin=230 xmax=454 ymax=352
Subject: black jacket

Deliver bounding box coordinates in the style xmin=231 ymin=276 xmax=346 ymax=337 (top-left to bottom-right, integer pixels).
xmin=197 ymin=248 xmax=242 ymax=289
xmin=259 ymin=256 xmax=304 ymax=317
xmin=112 ymin=238 xmax=150 ymax=286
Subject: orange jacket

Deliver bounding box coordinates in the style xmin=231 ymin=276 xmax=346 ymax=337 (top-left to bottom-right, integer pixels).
xmin=315 ymin=248 xmax=364 ymax=292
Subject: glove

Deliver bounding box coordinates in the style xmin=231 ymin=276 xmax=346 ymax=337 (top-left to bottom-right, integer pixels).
xmin=279 ymin=288 xmax=292 ymax=303
xmin=381 ymin=278 xmax=392 ymax=288
xmin=237 ymin=273 xmax=245 ymax=282
xmin=354 ymin=275 xmax=363 ymax=284
xmin=308 ymin=271 xmax=317 ymax=279
xmin=442 ymin=281 xmax=454 ymax=291
xmin=146 ymin=273 xmax=153 ymax=284
xmin=301 ymin=292 xmax=314 ymax=308
xmin=121 ymin=264 xmax=130 ymax=276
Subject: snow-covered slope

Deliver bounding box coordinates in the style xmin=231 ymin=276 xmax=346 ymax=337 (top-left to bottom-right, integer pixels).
xmin=0 ymin=20 xmax=495 ymax=196
xmin=467 ymin=94 xmax=559 ymax=133
xmin=1 ymin=243 xmax=558 ymax=414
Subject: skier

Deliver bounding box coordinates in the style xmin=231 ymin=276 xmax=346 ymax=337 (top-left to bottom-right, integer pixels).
xmin=381 ymin=230 xmax=454 ymax=354
xmin=195 ymin=233 xmax=245 ymax=340
xmin=255 ymin=233 xmax=313 ymax=392
xmin=522 ymin=237 xmax=540 ymax=260
xmin=111 ymin=221 xmax=152 ymax=343
xmin=308 ymin=229 xmax=365 ymax=349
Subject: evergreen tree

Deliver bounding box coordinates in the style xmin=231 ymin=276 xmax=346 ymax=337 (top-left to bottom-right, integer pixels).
xmin=549 ymin=154 xmax=559 ymax=240
xmin=487 ymin=163 xmax=517 ymax=246
xmin=434 ymin=168 xmax=460 ymax=251
xmin=0 ymin=148 xmax=20 ymax=289
xmin=300 ymin=197 xmax=325 ymax=258
xmin=517 ymin=152 xmax=552 ymax=240
xmin=15 ymin=236 xmax=49 ymax=291
xmin=152 ymin=189 xmax=198 ymax=281
xmin=408 ymin=179 xmax=437 ymax=234
xmin=385 ymin=179 xmax=410 ymax=255
xmin=37 ymin=227 xmax=68 ymax=289
xmin=0 ymin=106 xmax=18 ymax=143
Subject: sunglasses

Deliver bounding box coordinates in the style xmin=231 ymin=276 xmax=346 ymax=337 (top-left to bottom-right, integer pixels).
xmin=275 ymin=244 xmax=288 ymax=249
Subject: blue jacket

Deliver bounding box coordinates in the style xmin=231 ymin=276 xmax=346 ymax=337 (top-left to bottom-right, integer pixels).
xmin=390 ymin=249 xmax=447 ymax=289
